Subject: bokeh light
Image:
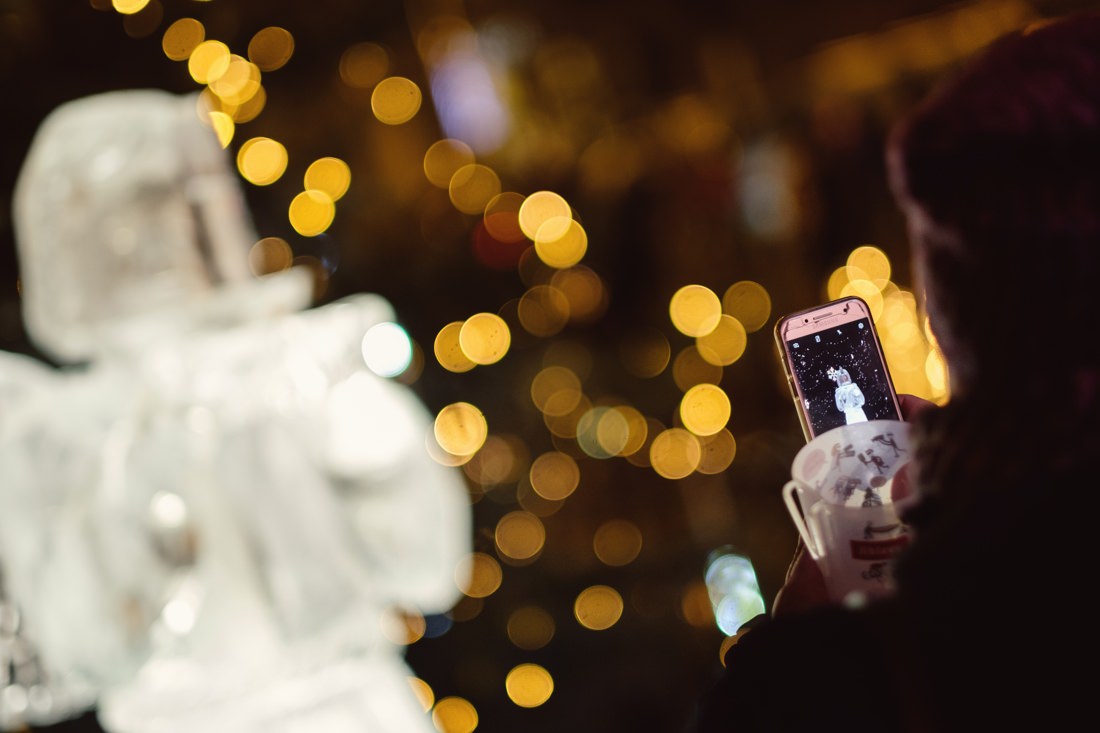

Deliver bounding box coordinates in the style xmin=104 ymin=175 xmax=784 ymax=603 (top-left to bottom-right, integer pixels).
xmin=574 ymin=585 xmax=624 ymax=630
xmin=247 ymin=26 xmax=294 ymax=71
xmin=455 ymin=552 xmax=502 ymax=599
xmin=162 ymin=17 xmax=204 ymax=61
xmin=650 ymin=428 xmax=701 ymax=479
xmin=361 ymin=322 xmax=413 ymax=378
xmin=188 ymin=39 xmax=230 ymax=84
xmin=505 ymin=664 xmax=554 ymax=708
xmin=237 ymin=137 xmax=288 ymax=186
xmin=529 ymin=451 xmax=580 ymax=500
xmin=288 ymin=190 xmax=336 ymax=237
xmin=449 ymin=164 xmax=501 ymax=215
xmin=304 ymin=157 xmax=351 ymax=202
xmin=340 ymin=41 xmax=389 ymax=89
xmin=679 ymin=384 xmax=731 ymax=436
xmin=408 ymin=677 xmax=435 ymax=713
xmin=459 ymin=313 xmax=511 ymax=365
xmin=507 ymin=606 xmax=555 ymax=650
xmin=435 ymin=321 xmax=478 ymax=374
xmin=670 ymin=285 xmax=722 ymax=337
xmin=432 ymin=696 xmax=479 ymax=733
xmin=518 ymin=191 xmax=571 ymax=240
xmin=434 ymin=402 xmax=489 ymax=458
xmin=371 ymin=76 xmax=422 ymax=124
xmin=495 ymin=511 xmax=546 ymax=564
xmin=695 ymin=315 xmax=748 ymax=366
xmin=722 ymin=280 xmax=772 ymax=333
xmin=593 ymin=519 xmax=643 ymax=566
xmin=424 ymin=139 xmax=475 ymax=189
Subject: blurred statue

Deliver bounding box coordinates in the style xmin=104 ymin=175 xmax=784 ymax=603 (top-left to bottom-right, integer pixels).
xmin=827 ymin=367 xmax=867 ymax=425
xmin=0 ymin=89 xmax=472 ymax=733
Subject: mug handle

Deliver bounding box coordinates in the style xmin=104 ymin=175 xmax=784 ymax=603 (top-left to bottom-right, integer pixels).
xmin=782 ymin=480 xmax=821 ymax=560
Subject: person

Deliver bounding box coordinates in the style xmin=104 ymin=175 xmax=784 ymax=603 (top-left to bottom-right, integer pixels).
xmin=0 ymin=89 xmax=472 ymax=733
xmin=828 ymin=366 xmax=867 ymax=424
xmin=690 ymin=12 xmax=1096 ymax=732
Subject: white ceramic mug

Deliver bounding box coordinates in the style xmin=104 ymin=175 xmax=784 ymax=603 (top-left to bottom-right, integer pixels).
xmin=782 ymin=419 xmax=915 ymax=602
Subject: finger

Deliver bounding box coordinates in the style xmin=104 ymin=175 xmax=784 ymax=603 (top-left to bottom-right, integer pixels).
xmin=898 ymin=393 xmax=935 ymax=421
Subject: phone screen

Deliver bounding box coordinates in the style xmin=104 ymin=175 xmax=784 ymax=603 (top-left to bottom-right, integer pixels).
xmin=782 ymin=315 xmax=900 ymax=438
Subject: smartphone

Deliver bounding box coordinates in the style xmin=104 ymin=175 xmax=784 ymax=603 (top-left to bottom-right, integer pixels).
xmin=774 ymin=295 xmax=902 ymax=442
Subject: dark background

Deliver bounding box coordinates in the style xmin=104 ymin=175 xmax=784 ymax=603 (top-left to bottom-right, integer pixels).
xmin=3 ymin=1 xmax=1097 ymax=732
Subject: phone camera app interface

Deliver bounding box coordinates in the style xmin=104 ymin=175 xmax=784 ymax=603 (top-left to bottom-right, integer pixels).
xmin=787 ymin=318 xmax=896 ymax=436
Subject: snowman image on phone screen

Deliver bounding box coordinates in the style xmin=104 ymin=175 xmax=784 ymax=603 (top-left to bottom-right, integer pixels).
xmin=828 ymin=366 xmax=868 ymax=425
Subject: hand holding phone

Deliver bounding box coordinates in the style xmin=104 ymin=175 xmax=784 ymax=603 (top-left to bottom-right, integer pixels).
xmin=774 ymin=296 xmax=902 ymax=442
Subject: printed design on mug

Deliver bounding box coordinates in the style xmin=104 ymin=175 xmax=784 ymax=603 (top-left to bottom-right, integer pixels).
xmin=850 ymin=521 xmax=909 ymax=562
xmin=861 ymin=562 xmax=891 ymax=584
xmin=812 ymin=431 xmax=906 ymax=504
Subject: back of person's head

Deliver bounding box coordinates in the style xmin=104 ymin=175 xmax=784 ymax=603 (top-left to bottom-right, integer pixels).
xmin=888 ymin=12 xmax=1100 ymax=404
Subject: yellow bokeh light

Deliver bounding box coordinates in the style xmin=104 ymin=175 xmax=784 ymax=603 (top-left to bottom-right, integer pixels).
xmin=614 ymin=405 xmax=649 ymax=457
xmin=840 ymin=279 xmax=884 ymax=320
xmin=237 ymin=137 xmax=288 ymax=186
xmin=505 ymin=664 xmax=554 ymax=708
xmin=408 ymin=677 xmax=435 ymax=713
xmin=434 ymin=321 xmax=477 ymax=374
xmin=288 ymin=190 xmax=336 ymax=237
xmin=574 ymin=585 xmax=624 ymax=631
xmin=670 ymin=284 xmax=722 ymax=337
xmin=530 ymin=366 xmax=582 ymax=417
xmin=424 ymin=139 xmax=476 ymax=190
xmin=926 ymin=348 xmax=949 ymax=396
xmin=211 ymin=84 xmax=266 ymax=124
xmin=518 ymin=191 xmax=572 ymax=241
xmin=696 ymin=429 xmax=737 ymax=474
xmin=543 ymin=393 xmax=592 ymax=440
xmin=495 ymin=511 xmax=546 ymax=563
xmin=112 ymin=0 xmax=149 ymax=14
xmin=449 ymin=164 xmax=501 ymax=215
xmin=459 ymin=312 xmax=511 ymax=366
xmin=650 ymin=428 xmax=702 ymax=479
xmin=371 ymin=76 xmax=422 ymax=125
xmin=626 ymin=417 xmax=666 ymax=468
xmin=551 ymin=266 xmax=606 ymax=324
xmin=188 ymin=39 xmax=231 ymax=84
xmin=680 ymin=383 xmax=731 ymax=437
xmin=722 ymin=280 xmax=772 ymax=333
xmin=207 ymin=111 xmax=234 ymax=148
xmin=209 ymin=55 xmax=261 ymax=106
xmin=247 ymin=26 xmax=294 ymax=72
xmin=529 ymin=451 xmax=580 ymax=500
xmin=340 ymin=42 xmax=389 ymax=89
xmin=507 ymin=606 xmax=555 ymax=650
xmin=304 ymin=157 xmax=352 ymax=202
xmin=518 ymin=285 xmax=570 ymax=338
xmin=248 ymin=237 xmax=293 ymax=276
xmin=576 ymin=406 xmax=630 ymax=459
xmin=535 ymin=218 xmax=587 ymax=269
xmin=432 ymin=697 xmax=479 ymax=733
xmin=455 ymin=552 xmax=502 ymax=598
xmin=462 ymin=434 xmax=524 ymax=488
xmin=696 ymin=314 xmax=748 ymax=366
xmin=483 ymin=192 xmax=526 ymax=243
xmin=162 ymin=18 xmax=204 ymax=61
xmin=434 ymin=402 xmax=488 ymax=457
xmin=593 ymin=519 xmax=643 ymax=566
xmin=681 ymin=580 xmax=716 ymax=628
xmin=672 ymin=346 xmax=724 ymax=392
xmin=847 ymin=245 xmax=891 ymax=290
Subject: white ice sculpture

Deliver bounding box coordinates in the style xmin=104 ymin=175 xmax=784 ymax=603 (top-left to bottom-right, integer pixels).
xmin=0 ymin=89 xmax=472 ymax=733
